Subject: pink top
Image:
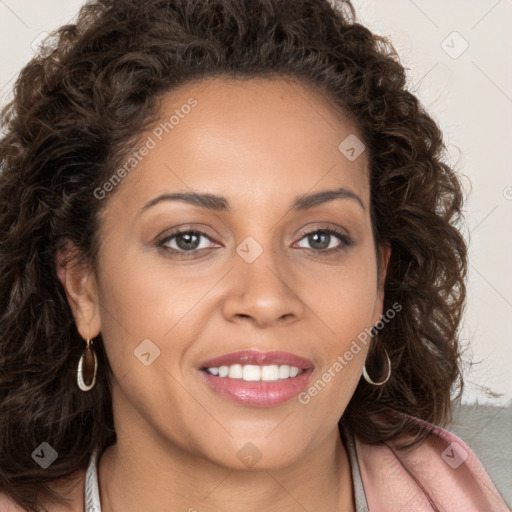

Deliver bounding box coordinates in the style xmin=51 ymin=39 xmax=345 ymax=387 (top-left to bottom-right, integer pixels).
xmin=352 ymin=416 xmax=509 ymax=511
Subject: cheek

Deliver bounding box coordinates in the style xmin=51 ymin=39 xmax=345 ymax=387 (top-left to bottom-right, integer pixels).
xmin=96 ymin=249 xmax=222 ymax=380
xmin=296 ymin=261 xmax=376 ymax=421
xmin=95 ymin=253 xmax=198 ymax=426
xmin=302 ymin=250 xmax=378 ymax=404
xmin=305 ymin=252 xmax=379 ymax=333
xmin=98 ymin=248 xmax=205 ymax=334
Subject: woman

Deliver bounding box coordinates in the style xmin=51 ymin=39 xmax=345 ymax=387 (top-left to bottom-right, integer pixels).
xmin=0 ymin=0 xmax=508 ymax=511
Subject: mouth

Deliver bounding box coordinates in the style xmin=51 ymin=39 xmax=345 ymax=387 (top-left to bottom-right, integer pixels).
xmin=198 ymin=350 xmax=314 ymax=407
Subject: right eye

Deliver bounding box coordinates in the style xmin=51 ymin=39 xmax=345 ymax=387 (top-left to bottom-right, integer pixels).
xmin=157 ymin=229 xmax=220 ymax=256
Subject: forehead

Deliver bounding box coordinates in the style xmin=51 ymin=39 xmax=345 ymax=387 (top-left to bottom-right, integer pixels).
xmin=102 ymin=77 xmax=370 ymax=218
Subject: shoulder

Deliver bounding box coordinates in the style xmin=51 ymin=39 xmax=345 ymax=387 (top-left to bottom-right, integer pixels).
xmin=354 ymin=415 xmax=509 ymax=511
xmin=0 ymin=469 xmax=86 ymax=512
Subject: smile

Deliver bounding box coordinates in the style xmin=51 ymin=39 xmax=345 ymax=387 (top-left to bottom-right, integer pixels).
xmin=198 ymin=350 xmax=314 ymax=407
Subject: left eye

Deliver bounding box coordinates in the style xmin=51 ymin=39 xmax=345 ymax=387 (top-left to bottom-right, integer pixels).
xmin=295 ymin=229 xmax=350 ymax=252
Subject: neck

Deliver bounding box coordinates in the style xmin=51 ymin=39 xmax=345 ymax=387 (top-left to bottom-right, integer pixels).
xmin=98 ymin=424 xmax=355 ymax=512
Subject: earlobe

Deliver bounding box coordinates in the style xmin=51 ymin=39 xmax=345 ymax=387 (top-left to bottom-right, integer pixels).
xmin=55 ymin=242 xmax=101 ymax=339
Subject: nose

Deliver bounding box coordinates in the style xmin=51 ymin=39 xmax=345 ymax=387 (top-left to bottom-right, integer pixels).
xmin=221 ymin=243 xmax=305 ymax=329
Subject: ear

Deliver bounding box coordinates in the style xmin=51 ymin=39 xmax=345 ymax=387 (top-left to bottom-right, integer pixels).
xmin=377 ymin=243 xmax=391 ymax=296
xmin=371 ymin=243 xmax=392 ymax=325
xmin=55 ymin=241 xmax=101 ymax=340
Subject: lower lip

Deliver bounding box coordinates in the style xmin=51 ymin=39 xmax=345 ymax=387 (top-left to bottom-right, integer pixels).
xmin=199 ymin=368 xmax=314 ymax=407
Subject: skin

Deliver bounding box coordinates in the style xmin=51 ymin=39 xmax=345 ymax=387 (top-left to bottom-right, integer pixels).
xmin=57 ymin=77 xmax=390 ymax=512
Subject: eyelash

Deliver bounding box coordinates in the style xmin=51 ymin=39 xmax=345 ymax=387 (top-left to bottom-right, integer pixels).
xmin=156 ymin=226 xmax=352 ymax=257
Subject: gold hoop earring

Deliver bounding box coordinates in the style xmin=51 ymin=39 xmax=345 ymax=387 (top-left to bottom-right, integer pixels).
xmin=77 ymin=338 xmax=98 ymax=392
xmin=362 ymin=332 xmax=391 ymax=386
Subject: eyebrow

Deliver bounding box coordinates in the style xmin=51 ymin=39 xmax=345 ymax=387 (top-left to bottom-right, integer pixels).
xmin=139 ymin=186 xmax=365 ymax=215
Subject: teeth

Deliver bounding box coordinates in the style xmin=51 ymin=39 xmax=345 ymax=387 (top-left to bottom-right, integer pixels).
xmin=243 ymin=364 xmax=261 ymax=381
xmin=228 ymin=364 xmax=243 ymax=379
xmin=206 ymin=364 xmax=303 ymax=381
xmin=261 ymin=365 xmax=279 ymax=381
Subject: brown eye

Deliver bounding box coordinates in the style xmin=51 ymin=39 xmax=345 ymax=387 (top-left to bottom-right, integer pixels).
xmin=157 ymin=229 xmax=218 ymax=255
xmin=173 ymin=232 xmax=202 ymax=251
xmin=295 ymin=228 xmax=352 ymax=253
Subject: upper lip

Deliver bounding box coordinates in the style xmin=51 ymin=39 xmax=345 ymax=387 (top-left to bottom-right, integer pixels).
xmin=199 ymin=350 xmax=314 ymax=370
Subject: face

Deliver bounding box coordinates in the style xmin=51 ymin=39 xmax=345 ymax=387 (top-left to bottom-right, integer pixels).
xmin=60 ymin=77 xmax=389 ymax=470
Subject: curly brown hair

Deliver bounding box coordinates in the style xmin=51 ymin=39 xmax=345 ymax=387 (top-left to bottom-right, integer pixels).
xmin=0 ymin=0 xmax=467 ymax=510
